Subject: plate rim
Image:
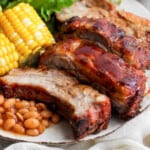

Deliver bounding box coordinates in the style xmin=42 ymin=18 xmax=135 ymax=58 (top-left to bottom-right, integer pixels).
xmin=0 ymin=104 xmax=150 ymax=146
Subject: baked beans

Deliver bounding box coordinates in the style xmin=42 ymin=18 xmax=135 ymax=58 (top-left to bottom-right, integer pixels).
xmin=0 ymin=94 xmax=60 ymax=136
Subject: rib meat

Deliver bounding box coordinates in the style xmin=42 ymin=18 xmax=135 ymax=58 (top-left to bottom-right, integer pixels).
xmin=56 ymin=0 xmax=150 ymax=52
xmin=56 ymin=0 xmax=115 ymax=22
xmin=0 ymin=68 xmax=111 ymax=140
xmin=60 ymin=17 xmax=150 ymax=69
xmin=39 ymin=37 xmax=146 ymax=119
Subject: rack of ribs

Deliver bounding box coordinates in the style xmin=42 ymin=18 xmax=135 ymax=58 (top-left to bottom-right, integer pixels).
xmin=60 ymin=17 xmax=150 ymax=69
xmin=56 ymin=0 xmax=150 ymax=54
xmin=39 ymin=37 xmax=146 ymax=119
xmin=0 ymin=68 xmax=111 ymax=140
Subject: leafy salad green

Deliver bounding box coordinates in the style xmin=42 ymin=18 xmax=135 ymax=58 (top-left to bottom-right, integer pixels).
xmin=0 ymin=0 xmax=74 ymax=22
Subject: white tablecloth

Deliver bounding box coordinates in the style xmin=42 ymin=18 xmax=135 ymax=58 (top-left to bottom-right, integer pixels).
xmin=3 ymin=0 xmax=150 ymax=150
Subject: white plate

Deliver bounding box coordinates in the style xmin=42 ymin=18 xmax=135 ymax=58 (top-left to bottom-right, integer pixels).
xmin=1 ymin=70 xmax=149 ymax=145
xmin=0 ymin=0 xmax=150 ymax=146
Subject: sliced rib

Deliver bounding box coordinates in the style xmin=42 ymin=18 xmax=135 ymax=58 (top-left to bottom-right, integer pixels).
xmin=0 ymin=68 xmax=111 ymax=140
xmin=56 ymin=0 xmax=150 ymax=53
xmin=60 ymin=17 xmax=150 ymax=69
xmin=56 ymin=0 xmax=115 ymax=22
xmin=39 ymin=37 xmax=146 ymax=119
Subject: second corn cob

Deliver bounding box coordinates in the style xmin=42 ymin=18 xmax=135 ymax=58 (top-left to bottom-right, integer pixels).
xmin=0 ymin=33 xmax=19 ymax=75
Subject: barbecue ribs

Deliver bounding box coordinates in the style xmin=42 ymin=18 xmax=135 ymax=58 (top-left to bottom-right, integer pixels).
xmin=39 ymin=37 xmax=146 ymax=119
xmin=60 ymin=17 xmax=150 ymax=69
xmin=56 ymin=0 xmax=150 ymax=52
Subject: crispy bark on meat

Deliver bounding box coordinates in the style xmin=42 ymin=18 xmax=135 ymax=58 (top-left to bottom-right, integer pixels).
xmin=116 ymin=11 xmax=150 ymax=47
xmin=39 ymin=38 xmax=146 ymax=119
xmin=56 ymin=0 xmax=150 ymax=51
xmin=60 ymin=17 xmax=150 ymax=69
xmin=56 ymin=0 xmax=115 ymax=22
xmin=0 ymin=68 xmax=111 ymax=139
xmin=81 ymin=0 xmax=115 ymax=11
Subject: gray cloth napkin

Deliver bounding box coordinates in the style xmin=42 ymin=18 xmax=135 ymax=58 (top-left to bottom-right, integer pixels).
xmin=139 ymin=0 xmax=150 ymax=10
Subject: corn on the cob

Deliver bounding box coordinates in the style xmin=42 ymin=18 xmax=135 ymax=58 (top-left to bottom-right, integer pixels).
xmin=0 ymin=33 xmax=19 ymax=75
xmin=0 ymin=3 xmax=55 ymax=63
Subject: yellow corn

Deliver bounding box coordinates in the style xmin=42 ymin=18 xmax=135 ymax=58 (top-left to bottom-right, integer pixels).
xmin=0 ymin=33 xmax=19 ymax=75
xmin=0 ymin=3 xmax=55 ymax=63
